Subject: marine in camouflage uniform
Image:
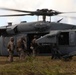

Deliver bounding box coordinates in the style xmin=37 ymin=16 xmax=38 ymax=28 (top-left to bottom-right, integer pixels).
xmin=30 ymin=35 xmax=38 ymax=57
xmin=17 ymin=37 xmax=27 ymax=60
xmin=7 ymin=37 xmax=15 ymax=62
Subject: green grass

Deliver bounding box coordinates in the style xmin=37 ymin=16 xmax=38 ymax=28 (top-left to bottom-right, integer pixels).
xmin=0 ymin=56 xmax=76 ymax=75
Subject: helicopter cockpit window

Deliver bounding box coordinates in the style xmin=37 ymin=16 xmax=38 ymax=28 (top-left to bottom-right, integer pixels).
xmin=58 ymin=32 xmax=69 ymax=45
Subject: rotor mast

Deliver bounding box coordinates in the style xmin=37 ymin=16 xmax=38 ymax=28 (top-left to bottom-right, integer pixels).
xmin=43 ymin=16 xmax=46 ymax=21
xmin=37 ymin=9 xmax=55 ymax=22
xmin=37 ymin=9 xmax=49 ymax=22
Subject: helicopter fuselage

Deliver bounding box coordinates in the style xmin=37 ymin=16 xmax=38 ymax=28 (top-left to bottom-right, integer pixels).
xmin=4 ymin=21 xmax=76 ymax=37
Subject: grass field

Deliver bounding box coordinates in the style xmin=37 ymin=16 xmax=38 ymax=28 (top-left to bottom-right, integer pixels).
xmin=0 ymin=56 xmax=76 ymax=75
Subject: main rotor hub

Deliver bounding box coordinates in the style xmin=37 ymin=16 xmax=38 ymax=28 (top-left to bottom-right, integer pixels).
xmin=36 ymin=9 xmax=61 ymax=21
xmin=37 ymin=9 xmax=49 ymax=12
xmin=37 ymin=9 xmax=60 ymax=16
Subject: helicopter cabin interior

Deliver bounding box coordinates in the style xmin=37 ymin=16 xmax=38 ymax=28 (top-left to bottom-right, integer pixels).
xmin=27 ymin=33 xmax=51 ymax=55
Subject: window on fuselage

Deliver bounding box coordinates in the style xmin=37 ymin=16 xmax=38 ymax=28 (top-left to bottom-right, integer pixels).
xmin=58 ymin=32 xmax=69 ymax=45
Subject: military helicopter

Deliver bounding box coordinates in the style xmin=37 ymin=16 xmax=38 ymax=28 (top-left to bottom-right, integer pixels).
xmin=0 ymin=8 xmax=76 ymax=58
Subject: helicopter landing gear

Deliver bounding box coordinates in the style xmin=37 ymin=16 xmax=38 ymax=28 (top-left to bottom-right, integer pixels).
xmin=62 ymin=55 xmax=73 ymax=61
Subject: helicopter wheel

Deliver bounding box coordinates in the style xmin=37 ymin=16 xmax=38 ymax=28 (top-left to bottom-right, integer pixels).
xmin=62 ymin=56 xmax=73 ymax=61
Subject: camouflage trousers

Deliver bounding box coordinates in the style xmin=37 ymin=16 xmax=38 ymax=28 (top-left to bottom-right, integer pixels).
xmin=18 ymin=48 xmax=25 ymax=60
xmin=8 ymin=51 xmax=14 ymax=62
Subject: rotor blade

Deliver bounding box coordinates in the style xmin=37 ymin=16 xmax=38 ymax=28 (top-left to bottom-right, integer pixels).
xmin=51 ymin=9 xmax=76 ymax=14
xmin=0 ymin=8 xmax=62 ymax=15
xmin=0 ymin=14 xmax=34 ymax=17
xmin=61 ymin=12 xmax=76 ymax=13
xmin=1 ymin=8 xmax=76 ymax=16
xmin=0 ymin=7 xmax=34 ymax=13
xmin=48 ymin=10 xmax=76 ymax=16
xmin=57 ymin=15 xmax=76 ymax=19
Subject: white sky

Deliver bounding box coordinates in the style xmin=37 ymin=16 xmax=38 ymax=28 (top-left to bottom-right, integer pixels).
xmin=0 ymin=0 xmax=76 ymax=26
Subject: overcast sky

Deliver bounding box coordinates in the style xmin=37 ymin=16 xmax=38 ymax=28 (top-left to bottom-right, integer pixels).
xmin=0 ymin=0 xmax=76 ymax=26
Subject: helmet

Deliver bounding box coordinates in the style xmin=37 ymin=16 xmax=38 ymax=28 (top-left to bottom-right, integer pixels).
xmin=21 ymin=36 xmax=26 ymax=41
xmin=10 ymin=37 xmax=14 ymax=41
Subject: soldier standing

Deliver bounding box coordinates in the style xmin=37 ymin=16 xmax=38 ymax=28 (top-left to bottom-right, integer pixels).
xmin=7 ymin=37 xmax=15 ymax=62
xmin=17 ymin=36 xmax=27 ymax=60
xmin=30 ymin=35 xmax=38 ymax=57
xmin=51 ymin=43 xmax=61 ymax=59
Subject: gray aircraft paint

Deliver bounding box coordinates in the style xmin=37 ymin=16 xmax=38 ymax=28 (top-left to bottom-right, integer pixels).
xmin=36 ymin=29 xmax=76 ymax=55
